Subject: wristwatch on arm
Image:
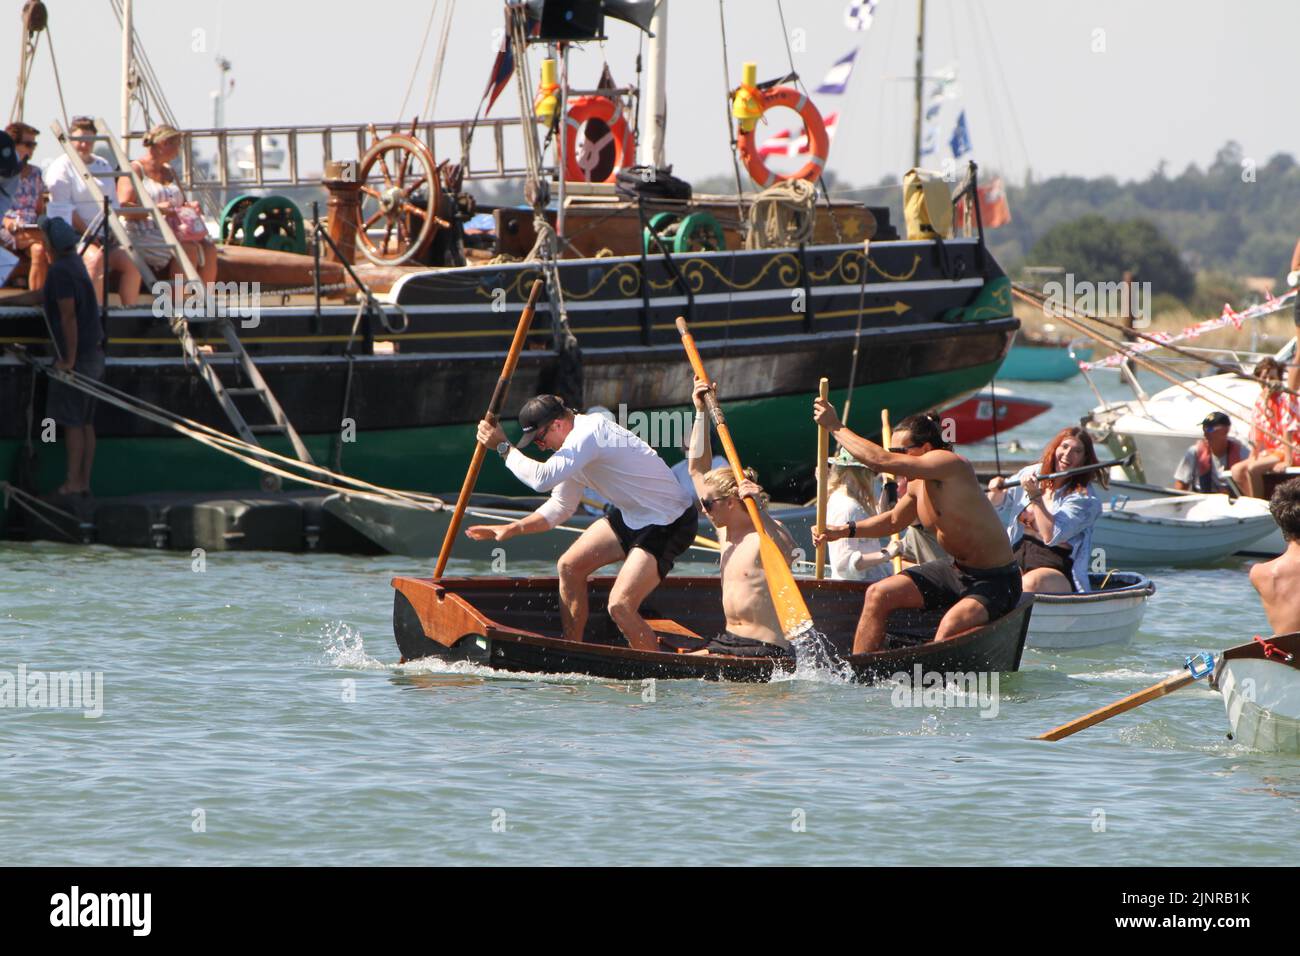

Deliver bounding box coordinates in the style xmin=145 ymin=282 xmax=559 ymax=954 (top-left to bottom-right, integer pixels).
xmin=496 ymin=441 xmax=512 ymax=459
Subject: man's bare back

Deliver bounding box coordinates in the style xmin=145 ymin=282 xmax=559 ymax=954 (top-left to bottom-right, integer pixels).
xmin=1250 ymin=544 xmax=1300 ymax=635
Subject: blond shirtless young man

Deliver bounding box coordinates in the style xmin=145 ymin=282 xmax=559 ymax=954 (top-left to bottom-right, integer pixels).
xmin=812 ymin=402 xmax=1020 ymax=654
xmin=687 ymin=379 xmax=799 ymax=658
xmin=1249 ymin=478 xmax=1300 ymax=635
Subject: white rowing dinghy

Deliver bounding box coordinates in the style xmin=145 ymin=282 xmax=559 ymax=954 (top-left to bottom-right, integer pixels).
xmin=1214 ymin=633 xmax=1300 ymax=752
xmin=1092 ymin=493 xmax=1277 ymax=566
xmin=1026 ymin=571 xmax=1156 ymax=650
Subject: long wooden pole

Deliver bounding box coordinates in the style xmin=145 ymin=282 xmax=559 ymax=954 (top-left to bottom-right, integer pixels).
xmin=676 ymin=317 xmax=815 ymax=641
xmin=880 ymin=408 xmax=902 ymax=574
xmin=814 ymin=377 xmax=829 ymax=579
xmin=1037 ymin=672 xmax=1197 ymax=741
xmin=433 ymin=278 xmax=544 ymax=579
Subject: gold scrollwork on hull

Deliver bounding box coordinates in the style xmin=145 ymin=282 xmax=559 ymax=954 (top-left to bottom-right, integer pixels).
xmin=648 ymin=252 xmax=803 ymax=293
xmin=809 ymin=250 xmax=923 ymax=284
xmin=472 ymin=262 xmax=643 ymax=302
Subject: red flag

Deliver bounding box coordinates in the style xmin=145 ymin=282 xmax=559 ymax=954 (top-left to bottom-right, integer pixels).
xmin=958 ymin=175 xmax=1012 ymax=229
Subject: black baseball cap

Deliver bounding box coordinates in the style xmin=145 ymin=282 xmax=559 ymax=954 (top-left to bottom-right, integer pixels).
xmin=517 ymin=394 xmax=570 ymax=447
xmin=1201 ymin=411 xmax=1231 ymax=431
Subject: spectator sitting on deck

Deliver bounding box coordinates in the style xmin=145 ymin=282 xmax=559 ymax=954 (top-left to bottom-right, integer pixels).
xmin=44 ymin=115 xmax=142 ymax=306
xmin=1 ymin=122 xmax=48 ymax=290
xmin=1173 ymin=411 xmax=1249 ymax=494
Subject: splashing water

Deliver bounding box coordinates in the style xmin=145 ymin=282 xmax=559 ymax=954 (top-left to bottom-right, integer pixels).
xmin=778 ymin=630 xmax=856 ymax=684
xmin=320 ymin=621 xmax=388 ymax=671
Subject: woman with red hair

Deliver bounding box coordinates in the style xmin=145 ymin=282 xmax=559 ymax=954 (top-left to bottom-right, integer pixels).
xmin=987 ymin=427 xmax=1105 ymax=594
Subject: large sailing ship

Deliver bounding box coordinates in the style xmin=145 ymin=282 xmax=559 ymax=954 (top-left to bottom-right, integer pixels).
xmin=0 ymin=0 xmax=1016 ymax=516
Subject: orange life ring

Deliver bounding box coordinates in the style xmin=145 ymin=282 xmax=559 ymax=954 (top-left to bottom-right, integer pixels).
xmin=562 ymin=95 xmax=635 ymax=183
xmin=736 ymin=86 xmax=830 ymax=188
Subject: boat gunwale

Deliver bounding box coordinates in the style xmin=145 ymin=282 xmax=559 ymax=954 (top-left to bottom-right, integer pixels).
xmin=393 ymin=574 xmax=1033 ymax=673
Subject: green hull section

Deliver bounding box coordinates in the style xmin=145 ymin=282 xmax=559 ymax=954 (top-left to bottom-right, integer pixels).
xmin=2 ymin=358 xmax=1000 ymax=507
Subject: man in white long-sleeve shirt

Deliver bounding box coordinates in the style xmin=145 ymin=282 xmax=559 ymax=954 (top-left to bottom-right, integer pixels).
xmin=473 ymin=394 xmax=698 ymax=650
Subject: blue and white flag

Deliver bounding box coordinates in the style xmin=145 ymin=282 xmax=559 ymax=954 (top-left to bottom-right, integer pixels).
xmin=844 ymin=0 xmax=878 ymax=32
xmin=815 ymin=48 xmax=858 ymax=95
xmin=949 ymin=110 xmax=972 ymax=158
xmin=921 ymin=126 xmax=938 ymax=156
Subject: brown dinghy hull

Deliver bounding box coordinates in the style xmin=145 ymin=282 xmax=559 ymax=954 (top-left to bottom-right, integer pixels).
xmin=392 ymin=575 xmax=1032 ymax=683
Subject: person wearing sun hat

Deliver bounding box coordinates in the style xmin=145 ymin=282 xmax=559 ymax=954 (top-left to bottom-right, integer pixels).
xmin=823 ymin=445 xmax=897 ymax=582
xmin=473 ymin=393 xmax=697 ymax=651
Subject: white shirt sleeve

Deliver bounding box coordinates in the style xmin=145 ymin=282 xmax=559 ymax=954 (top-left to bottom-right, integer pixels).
xmin=503 ymin=438 xmax=593 ymax=493
xmin=533 ymin=480 xmax=583 ymax=528
xmin=1173 ymin=447 xmax=1196 ymax=486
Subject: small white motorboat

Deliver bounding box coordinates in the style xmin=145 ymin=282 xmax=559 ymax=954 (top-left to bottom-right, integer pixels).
xmin=1026 ymin=571 xmax=1156 ymax=650
xmin=1092 ymin=493 xmax=1279 ymax=566
xmin=1213 ymin=633 xmax=1300 ymax=752
xmin=1105 ymin=481 xmax=1285 ymax=556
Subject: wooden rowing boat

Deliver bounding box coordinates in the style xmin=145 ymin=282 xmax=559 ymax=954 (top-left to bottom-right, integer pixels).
xmin=1213 ymin=632 xmax=1300 ymax=752
xmin=390 ymin=575 xmax=1032 ymax=682
xmin=1026 ymin=571 xmax=1156 ymax=650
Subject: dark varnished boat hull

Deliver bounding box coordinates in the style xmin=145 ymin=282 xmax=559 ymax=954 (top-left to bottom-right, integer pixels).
xmin=391 ymin=575 xmax=1032 ymax=683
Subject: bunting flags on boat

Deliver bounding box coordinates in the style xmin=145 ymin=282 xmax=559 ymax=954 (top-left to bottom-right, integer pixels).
xmin=949 ymin=110 xmax=972 ymax=158
xmin=844 ymin=0 xmax=879 ymax=32
xmin=482 ymin=9 xmax=542 ymax=115
xmin=1078 ymin=290 xmax=1298 ymax=371
xmin=483 ymin=18 xmax=516 ymax=115
xmin=815 ymin=49 xmax=858 ymax=95
xmin=758 ymin=112 xmax=840 ymax=157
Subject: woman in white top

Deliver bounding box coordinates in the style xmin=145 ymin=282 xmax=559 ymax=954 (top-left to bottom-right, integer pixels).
xmin=117 ymin=123 xmax=217 ymax=297
xmin=824 ymin=447 xmax=895 ymax=582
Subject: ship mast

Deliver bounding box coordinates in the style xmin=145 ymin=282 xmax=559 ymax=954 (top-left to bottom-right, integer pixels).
xmin=120 ymin=0 xmax=133 ymax=137
xmin=640 ymin=0 xmax=667 ymax=168
xmin=911 ymin=0 xmax=925 ymax=168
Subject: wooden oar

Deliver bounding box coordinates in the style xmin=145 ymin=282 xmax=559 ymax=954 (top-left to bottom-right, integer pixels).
xmin=676 ymin=316 xmax=815 ymax=641
xmin=998 ymin=453 xmax=1135 ymax=488
xmin=433 ymin=278 xmax=545 ymax=579
xmin=880 ymin=408 xmax=903 ymax=574
xmin=814 ymin=377 xmax=830 ymax=579
xmin=1037 ymin=649 xmax=1219 ymax=741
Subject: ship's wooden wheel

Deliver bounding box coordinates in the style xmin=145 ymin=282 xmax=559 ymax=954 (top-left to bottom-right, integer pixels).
xmin=356 ymin=133 xmax=443 ymax=265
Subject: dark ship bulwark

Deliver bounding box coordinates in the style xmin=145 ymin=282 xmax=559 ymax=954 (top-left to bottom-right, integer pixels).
xmin=0 ymin=237 xmax=1013 ymax=499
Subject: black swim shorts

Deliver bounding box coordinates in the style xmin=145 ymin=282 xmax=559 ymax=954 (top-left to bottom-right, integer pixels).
xmin=902 ymin=558 xmax=1023 ymax=621
xmin=607 ymin=505 xmax=699 ymax=580
xmin=700 ymin=631 xmax=795 ymax=659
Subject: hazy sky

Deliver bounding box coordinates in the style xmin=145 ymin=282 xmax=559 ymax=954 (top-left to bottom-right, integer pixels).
xmin=4 ymin=0 xmax=1294 ymax=194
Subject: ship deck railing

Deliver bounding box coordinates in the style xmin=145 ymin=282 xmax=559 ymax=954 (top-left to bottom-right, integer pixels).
xmin=128 ymin=117 xmax=557 ymax=192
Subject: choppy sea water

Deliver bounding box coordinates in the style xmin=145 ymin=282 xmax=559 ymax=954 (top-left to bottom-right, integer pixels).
xmin=2 ymin=370 xmax=1296 ymax=866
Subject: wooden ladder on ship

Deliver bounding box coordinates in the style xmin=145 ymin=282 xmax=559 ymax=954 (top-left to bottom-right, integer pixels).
xmin=50 ymin=118 xmax=314 ymax=474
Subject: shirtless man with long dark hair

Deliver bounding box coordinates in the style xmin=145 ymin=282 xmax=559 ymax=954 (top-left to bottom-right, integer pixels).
xmin=812 ymin=402 xmax=1020 ymax=654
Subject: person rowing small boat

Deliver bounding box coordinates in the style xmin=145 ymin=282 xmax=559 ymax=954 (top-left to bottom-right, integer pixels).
xmin=810 ymin=404 xmax=1020 ymax=654
xmin=685 ymin=378 xmax=800 ymax=658
xmin=986 ymin=427 xmax=1105 ymax=595
xmin=473 ymin=394 xmax=698 ymax=651
xmin=1250 ymin=477 xmax=1300 ymax=634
